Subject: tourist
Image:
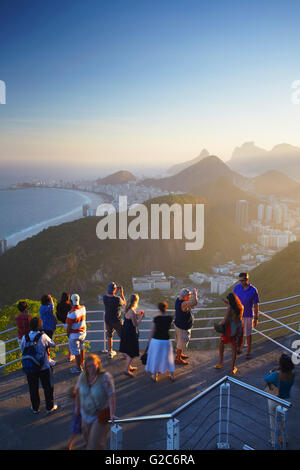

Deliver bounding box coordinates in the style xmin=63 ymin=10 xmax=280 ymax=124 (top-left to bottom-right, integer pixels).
xmin=67 ymin=386 xmax=82 ymax=450
xmin=66 ymin=293 xmax=87 ymax=373
xmin=21 ymin=316 xmax=58 ymax=414
xmin=75 ymin=354 xmax=116 ymax=450
xmin=145 ymin=301 xmax=175 ymax=382
xmin=265 ymin=354 xmax=295 ymax=448
xmin=103 ymin=282 xmax=126 ymax=358
xmin=233 ymin=272 xmax=259 ymax=359
xmin=15 ymin=301 xmax=32 ymax=347
xmin=40 ymin=294 xmax=57 ymax=339
xmin=174 ymin=288 xmax=198 ymax=365
xmin=214 ymin=293 xmax=244 ymax=375
xmin=40 ymin=294 xmax=57 ymax=366
xmin=56 ymin=292 xmax=74 ymax=362
xmin=119 ymin=294 xmax=145 ymax=377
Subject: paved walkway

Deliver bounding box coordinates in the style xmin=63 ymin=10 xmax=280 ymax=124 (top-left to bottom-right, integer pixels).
xmin=0 ymin=334 xmax=299 ymax=450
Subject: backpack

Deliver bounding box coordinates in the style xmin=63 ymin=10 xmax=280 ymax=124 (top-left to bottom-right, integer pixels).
xmin=22 ymin=333 xmax=44 ymax=374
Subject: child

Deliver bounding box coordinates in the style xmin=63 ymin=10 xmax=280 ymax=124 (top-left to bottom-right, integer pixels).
xmin=68 ymin=386 xmax=82 ymax=450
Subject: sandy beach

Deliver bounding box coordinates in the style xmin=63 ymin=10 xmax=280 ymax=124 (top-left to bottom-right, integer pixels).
xmin=5 ymin=189 xmax=106 ymax=249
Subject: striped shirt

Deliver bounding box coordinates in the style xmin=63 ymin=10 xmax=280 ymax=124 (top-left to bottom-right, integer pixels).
xmin=66 ymin=305 xmax=87 ymax=338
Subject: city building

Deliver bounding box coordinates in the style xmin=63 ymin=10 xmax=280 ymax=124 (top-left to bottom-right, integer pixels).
xmin=235 ymin=200 xmax=249 ymax=229
xmin=132 ymin=272 xmax=171 ymax=291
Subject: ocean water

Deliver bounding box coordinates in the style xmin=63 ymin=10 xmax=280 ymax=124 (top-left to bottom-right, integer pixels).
xmin=0 ymin=187 xmax=92 ymax=240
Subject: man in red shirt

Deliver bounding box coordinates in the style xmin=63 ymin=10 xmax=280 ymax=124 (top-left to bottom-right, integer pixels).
xmin=15 ymin=301 xmax=32 ymax=346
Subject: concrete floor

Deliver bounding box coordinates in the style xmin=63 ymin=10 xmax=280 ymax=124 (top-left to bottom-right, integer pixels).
xmin=0 ymin=334 xmax=299 ymax=450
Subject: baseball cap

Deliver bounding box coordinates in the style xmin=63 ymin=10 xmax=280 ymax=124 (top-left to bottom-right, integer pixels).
xmin=180 ymin=288 xmax=192 ymax=297
xmin=107 ymin=282 xmax=117 ymax=294
xmin=71 ymin=293 xmax=80 ymax=306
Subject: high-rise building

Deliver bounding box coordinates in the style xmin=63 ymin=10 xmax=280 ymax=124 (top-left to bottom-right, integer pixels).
xmin=258 ymin=203 xmax=264 ymax=221
xmin=273 ymin=204 xmax=283 ymax=225
xmin=265 ymin=205 xmax=273 ymax=224
xmin=235 ymin=200 xmax=249 ymax=229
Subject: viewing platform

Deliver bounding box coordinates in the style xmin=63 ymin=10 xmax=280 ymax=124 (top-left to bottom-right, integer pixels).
xmin=0 ymin=332 xmax=299 ymax=450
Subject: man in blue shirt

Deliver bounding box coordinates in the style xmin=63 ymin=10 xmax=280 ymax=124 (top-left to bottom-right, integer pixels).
xmin=233 ymin=272 xmax=259 ymax=359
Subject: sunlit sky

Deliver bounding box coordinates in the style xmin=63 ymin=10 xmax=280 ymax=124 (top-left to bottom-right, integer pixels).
xmin=1 ymin=0 xmax=300 ymax=178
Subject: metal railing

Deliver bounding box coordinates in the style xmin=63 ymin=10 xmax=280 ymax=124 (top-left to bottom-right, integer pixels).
xmin=109 ymin=375 xmax=291 ymax=450
xmin=1 ymin=293 xmax=300 ymax=368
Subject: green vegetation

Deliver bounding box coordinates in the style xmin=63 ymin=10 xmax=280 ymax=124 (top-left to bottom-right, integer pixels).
xmin=0 ymin=193 xmax=252 ymax=307
xmin=0 ymin=299 xmax=68 ymax=374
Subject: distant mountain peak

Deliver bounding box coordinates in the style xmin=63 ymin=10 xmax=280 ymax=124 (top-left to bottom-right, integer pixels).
xmin=228 ymin=141 xmax=300 ymax=178
xmin=96 ymin=170 xmax=136 ymax=185
xmin=167 ymin=148 xmax=210 ymax=175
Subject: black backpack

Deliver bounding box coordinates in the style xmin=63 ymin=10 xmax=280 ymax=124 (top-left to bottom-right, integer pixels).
xmin=22 ymin=333 xmax=44 ymax=374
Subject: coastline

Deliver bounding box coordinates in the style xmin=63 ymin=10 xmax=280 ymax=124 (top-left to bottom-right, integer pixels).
xmin=4 ymin=188 xmax=105 ymax=249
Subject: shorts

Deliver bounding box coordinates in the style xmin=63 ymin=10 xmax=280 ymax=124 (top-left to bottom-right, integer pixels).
xmin=175 ymin=326 xmax=191 ymax=350
xmin=243 ymin=317 xmax=254 ymax=337
xmin=69 ymin=333 xmax=86 ymax=356
xmin=105 ymin=319 xmax=123 ymax=339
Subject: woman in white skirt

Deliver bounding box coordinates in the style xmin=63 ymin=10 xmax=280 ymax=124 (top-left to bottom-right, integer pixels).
xmin=145 ymin=302 xmax=175 ymax=382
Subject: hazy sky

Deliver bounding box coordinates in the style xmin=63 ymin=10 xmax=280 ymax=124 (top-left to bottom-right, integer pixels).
xmin=1 ymin=0 xmax=300 ymax=177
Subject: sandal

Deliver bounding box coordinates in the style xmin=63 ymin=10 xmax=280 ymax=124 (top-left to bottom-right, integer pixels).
xmin=124 ymin=371 xmax=135 ymax=378
xmin=214 ymin=363 xmax=224 ymax=369
xmin=231 ymin=367 xmax=238 ymax=375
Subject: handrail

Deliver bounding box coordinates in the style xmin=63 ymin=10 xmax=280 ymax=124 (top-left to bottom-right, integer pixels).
xmin=253 ymin=327 xmax=299 ymax=358
xmin=227 ymin=376 xmax=292 ymax=408
xmin=260 ymin=311 xmax=300 ymax=336
xmin=111 ymin=413 xmax=172 ymax=424
xmin=110 ymin=375 xmax=291 ymax=425
xmin=171 ymin=376 xmax=227 ymax=417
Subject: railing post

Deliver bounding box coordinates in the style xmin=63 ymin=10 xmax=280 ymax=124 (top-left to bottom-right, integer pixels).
xmin=167 ymin=418 xmax=180 ymax=450
xmin=102 ymin=316 xmax=107 ymax=353
xmin=110 ymin=424 xmax=123 ymax=450
xmin=274 ymin=406 xmax=288 ymax=450
xmin=217 ymin=381 xmax=230 ymax=449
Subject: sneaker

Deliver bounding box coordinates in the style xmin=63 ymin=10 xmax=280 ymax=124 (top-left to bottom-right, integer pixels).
xmin=108 ymin=350 xmax=117 ymax=358
xmin=49 ymin=359 xmax=56 ymax=366
xmin=46 ymin=404 xmax=58 ymax=415
xmin=70 ymin=366 xmax=82 ymax=374
xmin=30 ymin=406 xmax=40 ymax=414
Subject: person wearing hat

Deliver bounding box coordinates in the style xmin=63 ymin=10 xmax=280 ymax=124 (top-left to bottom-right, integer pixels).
xmin=174 ymin=288 xmax=198 ymax=365
xmin=66 ymin=294 xmax=87 ymax=373
xmin=103 ymin=282 xmax=126 ymax=358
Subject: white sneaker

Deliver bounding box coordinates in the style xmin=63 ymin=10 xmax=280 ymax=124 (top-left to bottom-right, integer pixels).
xmin=108 ymin=350 xmax=117 ymax=358
xmin=49 ymin=359 xmax=56 ymax=366
xmin=46 ymin=404 xmax=58 ymax=415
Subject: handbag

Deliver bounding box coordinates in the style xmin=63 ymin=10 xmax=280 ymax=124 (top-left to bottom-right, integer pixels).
xmin=214 ymin=322 xmax=225 ymax=334
xmin=97 ymin=407 xmax=110 ymax=424
xmin=140 ymin=346 xmax=148 ymax=365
